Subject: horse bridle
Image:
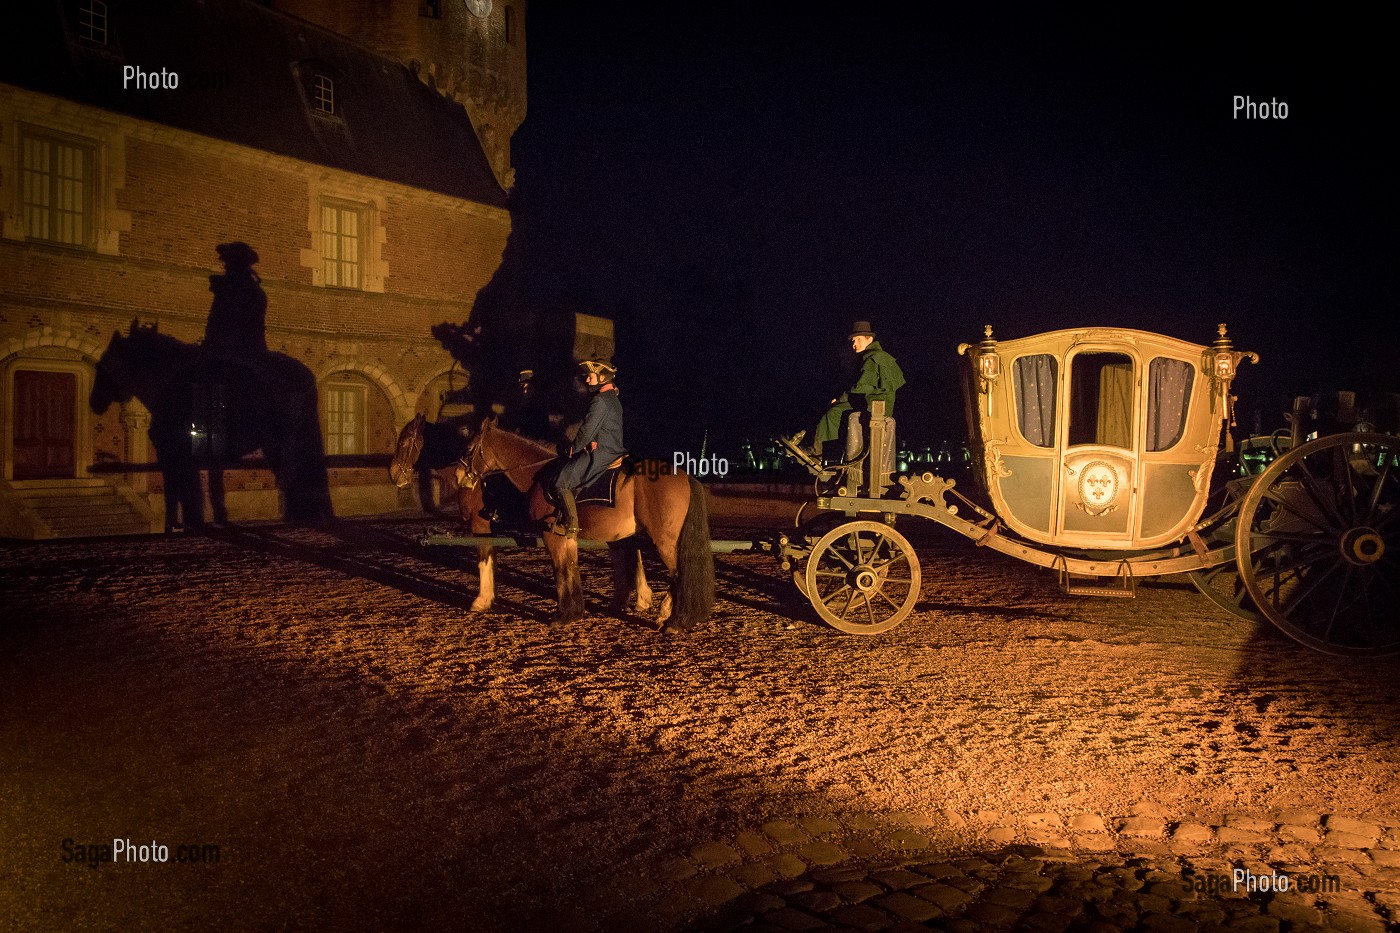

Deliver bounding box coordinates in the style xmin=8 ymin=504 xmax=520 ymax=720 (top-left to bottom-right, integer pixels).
xmin=455 ymin=430 xmax=487 ymax=491
xmin=455 ymin=426 xmax=556 ymax=491
xmin=391 ymin=423 xmax=424 ymax=488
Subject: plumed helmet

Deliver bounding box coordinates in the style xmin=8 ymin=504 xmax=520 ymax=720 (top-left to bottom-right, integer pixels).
xmin=577 ymin=359 xmax=617 ymax=381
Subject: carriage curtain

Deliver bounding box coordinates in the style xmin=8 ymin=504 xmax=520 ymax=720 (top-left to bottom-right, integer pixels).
xmin=1095 ymin=363 xmax=1133 ymax=449
xmin=1146 ymin=357 xmax=1194 ymax=451
xmin=1013 ymin=354 xmax=1057 ymax=447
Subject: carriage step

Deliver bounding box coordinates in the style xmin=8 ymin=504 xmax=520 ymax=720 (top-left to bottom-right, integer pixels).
xmin=1063 ymin=583 xmax=1137 ymax=598
xmin=1059 ymin=568 xmax=1137 ymax=598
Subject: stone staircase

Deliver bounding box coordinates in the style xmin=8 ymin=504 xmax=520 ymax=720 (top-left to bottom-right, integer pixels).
xmin=4 ymin=478 xmax=156 ymax=539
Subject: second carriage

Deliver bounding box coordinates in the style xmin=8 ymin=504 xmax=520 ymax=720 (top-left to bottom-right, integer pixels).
xmin=775 ymin=324 xmax=1399 ymax=657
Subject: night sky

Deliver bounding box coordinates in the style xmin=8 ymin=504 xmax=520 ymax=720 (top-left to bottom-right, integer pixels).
xmin=506 ymin=3 xmax=1391 ymax=457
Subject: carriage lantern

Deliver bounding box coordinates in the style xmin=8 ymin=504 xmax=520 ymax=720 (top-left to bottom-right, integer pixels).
xmin=1208 ymin=324 xmax=1259 ymax=439
xmin=958 ymin=325 xmax=1003 ymax=414
xmin=975 ymin=324 xmax=1001 ymax=388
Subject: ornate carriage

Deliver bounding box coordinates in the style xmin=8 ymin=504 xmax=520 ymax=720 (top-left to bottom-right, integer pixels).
xmin=776 ymin=325 xmax=1399 ymax=656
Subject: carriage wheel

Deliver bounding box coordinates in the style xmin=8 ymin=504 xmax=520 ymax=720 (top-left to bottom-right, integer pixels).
xmin=1188 ymin=564 xmax=1260 ymax=623
xmin=1235 ymin=432 xmax=1400 ymax=656
xmin=804 ymin=520 xmax=922 ymax=634
xmin=1188 ymin=479 xmax=1259 ymax=622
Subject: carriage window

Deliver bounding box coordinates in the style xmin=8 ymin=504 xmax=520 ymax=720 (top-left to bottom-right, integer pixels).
xmin=1146 ymin=357 xmax=1194 ymax=451
xmin=1012 ymin=354 xmax=1057 ymax=448
xmin=1068 ymin=352 xmax=1133 ymax=449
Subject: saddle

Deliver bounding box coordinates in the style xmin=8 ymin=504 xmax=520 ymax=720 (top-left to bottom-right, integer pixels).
xmin=538 ymin=456 xmax=626 ymax=510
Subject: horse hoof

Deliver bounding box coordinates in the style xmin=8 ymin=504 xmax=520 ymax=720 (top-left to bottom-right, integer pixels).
xmin=661 ymin=621 xmax=688 ymax=635
xmin=469 ymin=599 xmax=493 ymax=612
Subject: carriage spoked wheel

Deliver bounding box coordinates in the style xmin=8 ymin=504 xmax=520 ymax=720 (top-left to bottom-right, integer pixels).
xmin=1235 ymin=432 xmax=1400 ymax=656
xmin=804 ymin=520 xmax=922 ymax=634
xmin=1188 ymin=480 xmax=1261 ymax=623
xmin=1189 ymin=561 xmax=1261 ymax=623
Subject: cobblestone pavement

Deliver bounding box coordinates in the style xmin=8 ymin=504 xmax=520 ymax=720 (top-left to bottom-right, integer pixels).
xmin=598 ymin=808 xmax=1400 ymax=932
xmin=3 ymin=518 xmax=1398 ymax=931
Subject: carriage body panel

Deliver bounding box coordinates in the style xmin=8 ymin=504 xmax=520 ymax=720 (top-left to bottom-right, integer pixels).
xmin=961 ymin=327 xmax=1223 ymax=551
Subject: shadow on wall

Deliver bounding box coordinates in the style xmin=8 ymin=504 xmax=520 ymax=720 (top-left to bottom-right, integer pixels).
xmin=431 ymin=226 xmax=585 ymax=452
xmin=88 ymin=242 xmax=333 ymax=531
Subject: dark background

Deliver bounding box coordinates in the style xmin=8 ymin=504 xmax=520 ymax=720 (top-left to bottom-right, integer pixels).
xmin=506 ymin=3 xmax=1391 ymax=458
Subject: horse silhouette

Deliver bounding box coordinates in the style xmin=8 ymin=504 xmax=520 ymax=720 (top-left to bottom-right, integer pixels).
xmin=91 ymin=320 xmax=333 ymax=530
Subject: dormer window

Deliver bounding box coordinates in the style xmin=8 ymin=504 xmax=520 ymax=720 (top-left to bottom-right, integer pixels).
xmin=313 ymin=75 xmax=335 ymax=115
xmin=293 ymin=62 xmax=343 ymax=121
xmin=78 ymin=0 xmax=108 ymax=45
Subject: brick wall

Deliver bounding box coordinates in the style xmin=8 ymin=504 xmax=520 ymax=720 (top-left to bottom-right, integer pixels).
xmin=1 ymin=86 xmax=512 ymax=518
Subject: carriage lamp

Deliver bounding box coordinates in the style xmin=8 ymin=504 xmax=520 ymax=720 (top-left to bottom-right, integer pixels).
xmin=977 ymin=325 xmax=1001 ymax=385
xmin=1209 ymin=324 xmax=1259 ymax=435
xmin=958 ymin=325 xmax=1002 ymax=397
xmin=1212 ymin=324 xmax=1236 ymax=382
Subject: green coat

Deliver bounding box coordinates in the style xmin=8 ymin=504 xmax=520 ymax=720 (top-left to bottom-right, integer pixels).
xmin=842 ymin=340 xmax=905 ymax=415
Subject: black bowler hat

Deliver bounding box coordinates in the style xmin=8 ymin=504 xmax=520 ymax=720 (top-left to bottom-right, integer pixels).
xmin=216 ymin=241 xmax=259 ymax=267
xmin=850 ymin=321 xmax=876 ymax=338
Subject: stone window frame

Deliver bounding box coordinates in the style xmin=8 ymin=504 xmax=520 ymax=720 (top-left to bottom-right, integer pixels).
xmin=320 ymin=198 xmax=365 ymax=290
xmin=17 ymin=126 xmax=97 ymax=248
xmin=301 ymin=181 xmax=386 ymax=292
xmin=2 ymin=112 xmax=130 ymax=256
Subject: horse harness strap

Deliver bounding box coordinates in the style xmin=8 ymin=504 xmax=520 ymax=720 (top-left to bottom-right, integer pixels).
xmin=456 ymin=452 xmax=556 ymax=490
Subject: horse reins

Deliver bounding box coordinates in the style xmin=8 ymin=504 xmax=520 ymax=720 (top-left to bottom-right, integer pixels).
xmin=455 ymin=430 xmax=555 ymax=491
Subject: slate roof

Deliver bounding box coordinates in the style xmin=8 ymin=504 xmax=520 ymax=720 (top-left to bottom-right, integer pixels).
xmin=2 ymin=0 xmax=508 ymax=209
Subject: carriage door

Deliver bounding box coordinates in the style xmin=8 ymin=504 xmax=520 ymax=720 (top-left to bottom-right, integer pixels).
xmin=1057 ymin=350 xmax=1136 ymax=544
xmin=12 ymin=370 xmax=77 ymax=479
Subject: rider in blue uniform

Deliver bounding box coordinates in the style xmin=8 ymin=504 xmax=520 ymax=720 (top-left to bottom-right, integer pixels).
xmin=554 ymin=359 xmax=625 ymax=537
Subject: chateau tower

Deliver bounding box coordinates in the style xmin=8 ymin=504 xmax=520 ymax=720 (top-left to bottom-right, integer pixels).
xmin=273 ymin=0 xmax=527 ymax=189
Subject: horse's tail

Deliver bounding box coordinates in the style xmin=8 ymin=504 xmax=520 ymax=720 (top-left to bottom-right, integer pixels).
xmin=671 ymin=474 xmax=715 ymax=630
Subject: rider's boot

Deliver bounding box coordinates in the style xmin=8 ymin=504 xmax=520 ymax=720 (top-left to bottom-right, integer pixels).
xmin=555 ymin=488 xmax=580 ymax=538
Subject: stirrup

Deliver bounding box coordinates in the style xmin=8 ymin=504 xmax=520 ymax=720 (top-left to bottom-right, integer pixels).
xmin=553 ymin=489 xmax=580 ymax=538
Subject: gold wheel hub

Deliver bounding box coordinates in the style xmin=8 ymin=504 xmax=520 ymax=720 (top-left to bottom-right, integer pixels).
xmin=1341 ymin=527 xmax=1385 ymax=566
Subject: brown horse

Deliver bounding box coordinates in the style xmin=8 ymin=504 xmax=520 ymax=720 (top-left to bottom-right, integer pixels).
xmin=392 ymin=416 xmax=714 ymax=631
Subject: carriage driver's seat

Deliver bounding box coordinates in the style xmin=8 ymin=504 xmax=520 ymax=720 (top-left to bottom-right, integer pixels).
xmin=842 ymin=401 xmax=896 ymax=498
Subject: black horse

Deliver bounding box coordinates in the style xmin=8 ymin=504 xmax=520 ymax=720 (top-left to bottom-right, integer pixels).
xmin=90 ymin=321 xmax=333 ymax=530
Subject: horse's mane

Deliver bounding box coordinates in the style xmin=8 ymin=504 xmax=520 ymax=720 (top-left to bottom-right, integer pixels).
xmin=483 ymin=421 xmax=558 ymax=462
xmin=127 ymin=323 xmax=193 ymax=355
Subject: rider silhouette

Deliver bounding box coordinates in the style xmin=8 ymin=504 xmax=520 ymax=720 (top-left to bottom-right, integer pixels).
xmin=203 ymin=241 xmax=268 ymax=360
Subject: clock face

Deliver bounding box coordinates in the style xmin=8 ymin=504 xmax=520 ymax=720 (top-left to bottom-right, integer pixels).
xmin=464 ymin=0 xmax=492 ymax=17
